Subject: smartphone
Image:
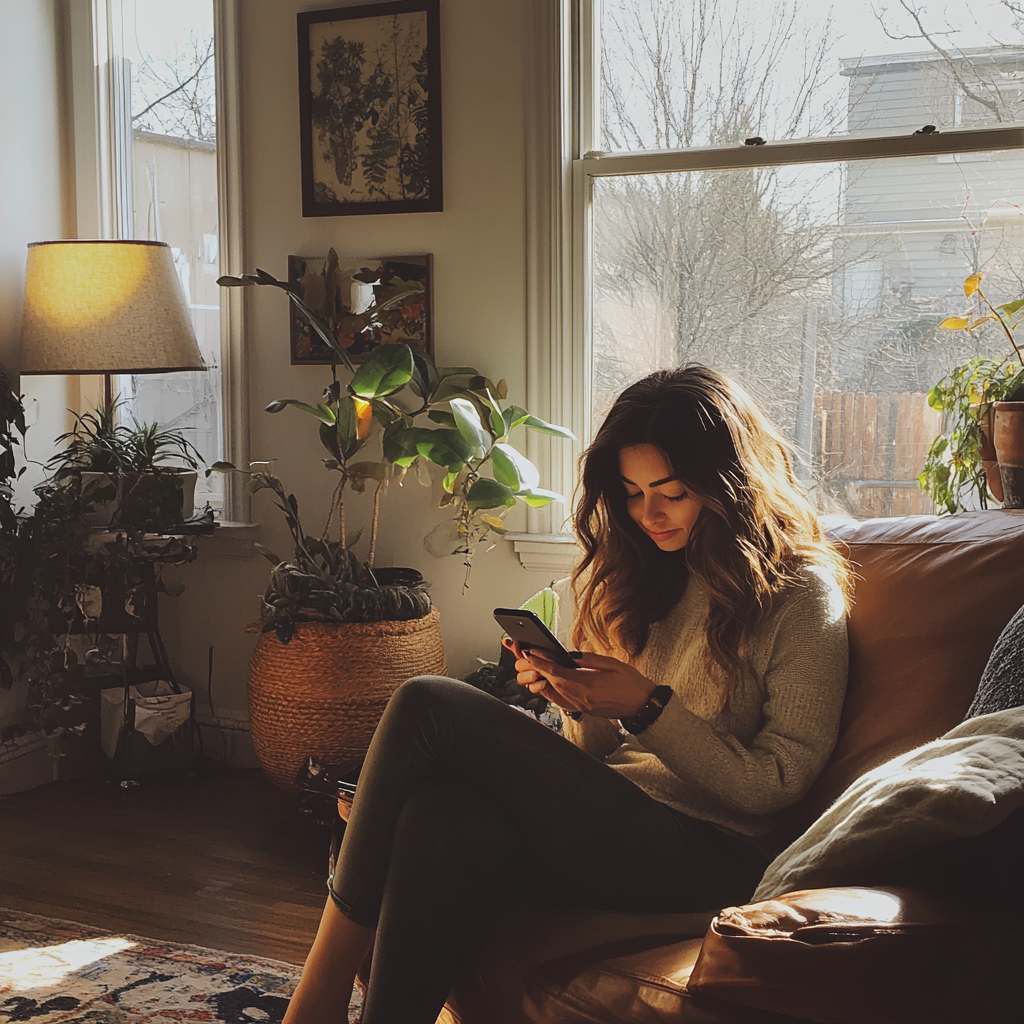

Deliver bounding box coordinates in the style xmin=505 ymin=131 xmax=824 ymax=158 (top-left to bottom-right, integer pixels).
xmin=493 ymin=608 xmax=580 ymax=669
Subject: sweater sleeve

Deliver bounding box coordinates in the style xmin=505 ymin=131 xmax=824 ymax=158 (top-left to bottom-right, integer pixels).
xmin=631 ymin=574 xmax=849 ymax=817
xmin=560 ymin=711 xmax=623 ymax=759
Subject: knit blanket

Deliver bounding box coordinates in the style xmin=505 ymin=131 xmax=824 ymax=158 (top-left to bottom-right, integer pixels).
xmin=753 ymin=707 xmax=1024 ymax=901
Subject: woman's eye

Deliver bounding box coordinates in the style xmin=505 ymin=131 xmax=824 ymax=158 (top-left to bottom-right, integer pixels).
xmin=624 ymin=491 xmax=641 ymax=501
xmin=668 ymin=492 xmax=689 ymax=503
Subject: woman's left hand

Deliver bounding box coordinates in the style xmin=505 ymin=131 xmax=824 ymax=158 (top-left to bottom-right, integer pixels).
xmin=520 ymin=650 xmax=658 ymax=719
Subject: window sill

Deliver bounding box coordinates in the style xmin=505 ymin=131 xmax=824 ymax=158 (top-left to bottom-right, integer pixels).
xmin=200 ymin=520 xmax=257 ymax=558
xmin=504 ymin=532 xmax=578 ymax=575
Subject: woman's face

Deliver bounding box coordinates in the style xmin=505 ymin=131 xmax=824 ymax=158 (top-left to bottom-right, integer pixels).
xmin=618 ymin=444 xmax=702 ymax=552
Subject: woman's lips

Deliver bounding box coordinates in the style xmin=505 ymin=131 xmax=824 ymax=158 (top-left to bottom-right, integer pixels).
xmin=645 ymin=527 xmax=680 ymax=543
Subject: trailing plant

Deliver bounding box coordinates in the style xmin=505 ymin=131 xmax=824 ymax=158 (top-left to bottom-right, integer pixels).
xmin=0 ymin=373 xmax=26 ymax=689
xmin=920 ymin=273 xmax=1024 ymax=513
xmin=215 ymin=262 xmax=574 ymax=633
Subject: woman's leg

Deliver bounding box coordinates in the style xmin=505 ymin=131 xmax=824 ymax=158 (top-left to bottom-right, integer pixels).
xmin=293 ymin=675 xmax=765 ymax=1023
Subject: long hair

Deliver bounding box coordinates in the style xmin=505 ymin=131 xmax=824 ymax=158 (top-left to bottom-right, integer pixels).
xmin=572 ymin=366 xmax=851 ymax=696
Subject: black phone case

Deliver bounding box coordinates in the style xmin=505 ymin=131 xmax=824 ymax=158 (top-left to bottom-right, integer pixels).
xmin=493 ymin=608 xmax=578 ymax=669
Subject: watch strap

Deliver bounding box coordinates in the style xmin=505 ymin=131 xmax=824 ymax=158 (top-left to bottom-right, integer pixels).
xmin=619 ymin=685 xmax=674 ymax=735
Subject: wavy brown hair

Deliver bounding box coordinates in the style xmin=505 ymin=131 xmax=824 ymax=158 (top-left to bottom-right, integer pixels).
xmin=572 ymin=366 xmax=851 ymax=695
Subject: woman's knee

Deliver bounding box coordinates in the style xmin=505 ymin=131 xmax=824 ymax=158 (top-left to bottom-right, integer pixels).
xmin=387 ymin=674 xmax=469 ymax=718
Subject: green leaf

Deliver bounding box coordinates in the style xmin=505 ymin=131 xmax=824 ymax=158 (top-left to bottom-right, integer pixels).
xmin=266 ymin=399 xmax=335 ymax=424
xmin=519 ymin=415 xmax=576 ymax=440
xmin=383 ymin=423 xmax=421 ymax=467
xmin=482 ymin=390 xmax=506 ymax=437
xmin=489 ymin=446 xmax=520 ymax=489
xmin=450 ymin=397 xmax=489 ymax=452
xmin=350 ymin=344 xmax=415 ymax=398
xmin=206 ymin=460 xmax=237 ymax=477
xmin=520 ymin=587 xmax=558 ymax=631
xmin=494 ymin=442 xmax=540 ymax=490
xmin=319 ymin=420 xmax=343 ymax=462
xmin=516 ymin=487 xmax=562 ymax=508
xmin=502 ymin=405 xmax=529 ymax=433
xmin=997 ymin=298 xmax=1024 ymax=317
xmin=467 ymin=478 xmax=516 ymax=510
xmin=427 ymin=410 xmax=457 ymax=427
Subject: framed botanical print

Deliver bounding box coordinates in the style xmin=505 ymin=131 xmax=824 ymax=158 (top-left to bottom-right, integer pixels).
xmin=297 ymin=0 xmax=443 ymax=217
xmin=288 ymin=252 xmax=433 ymax=365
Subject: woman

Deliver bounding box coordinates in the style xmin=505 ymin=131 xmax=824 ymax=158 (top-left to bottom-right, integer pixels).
xmin=283 ymin=366 xmax=850 ymax=1024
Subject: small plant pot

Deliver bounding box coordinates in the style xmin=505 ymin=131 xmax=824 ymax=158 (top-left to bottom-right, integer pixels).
xmin=76 ymin=469 xmax=198 ymax=526
xmin=978 ymin=403 xmax=1004 ymax=504
xmin=993 ymin=401 xmax=1024 ymax=508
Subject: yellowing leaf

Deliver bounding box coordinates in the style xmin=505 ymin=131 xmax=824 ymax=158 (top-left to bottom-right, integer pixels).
xmin=354 ymin=397 xmax=373 ymax=440
xmin=940 ymin=316 xmax=970 ymax=330
xmin=481 ymin=514 xmax=506 ymax=529
xmin=964 ymin=273 xmax=983 ymax=297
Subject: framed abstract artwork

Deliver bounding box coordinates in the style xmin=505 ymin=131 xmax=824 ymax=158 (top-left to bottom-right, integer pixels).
xmin=288 ymin=252 xmax=433 ymax=365
xmin=297 ymin=0 xmax=443 ymax=217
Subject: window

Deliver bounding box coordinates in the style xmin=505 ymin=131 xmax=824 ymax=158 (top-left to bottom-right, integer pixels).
xmin=50 ymin=0 xmax=244 ymax=517
xmin=571 ymin=0 xmax=1024 ymax=518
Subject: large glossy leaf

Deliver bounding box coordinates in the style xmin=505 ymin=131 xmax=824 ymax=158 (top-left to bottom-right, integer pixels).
xmin=319 ymin=421 xmax=343 ymax=462
xmin=432 ymin=374 xmax=496 ymax=404
xmin=467 ymin=478 xmax=516 ymax=510
xmin=482 ymin=390 xmax=506 ymax=437
xmin=489 ymin=446 xmax=520 ymax=489
xmin=519 ymin=415 xmax=576 ymax=440
xmin=450 ymin=397 xmax=489 ymax=452
xmin=383 ymin=424 xmax=422 ymax=467
xmin=350 ymin=344 xmax=415 ymax=398
xmin=427 ymin=409 xmax=457 ymax=427
xmin=410 ymin=351 xmax=440 ymax=400
xmin=494 ymin=442 xmax=540 ymax=490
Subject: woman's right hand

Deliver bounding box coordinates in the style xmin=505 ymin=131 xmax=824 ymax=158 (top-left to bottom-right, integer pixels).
xmin=502 ymin=638 xmax=585 ymax=714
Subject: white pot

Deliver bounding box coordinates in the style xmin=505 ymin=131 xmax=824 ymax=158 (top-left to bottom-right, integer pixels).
xmin=76 ymin=469 xmax=198 ymax=526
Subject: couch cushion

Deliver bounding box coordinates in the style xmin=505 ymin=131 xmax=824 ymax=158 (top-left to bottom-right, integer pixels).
xmin=445 ymin=906 xmax=799 ymax=1023
xmin=688 ymin=886 xmax=1023 ymax=1024
xmin=783 ymin=511 xmax=1024 ymax=836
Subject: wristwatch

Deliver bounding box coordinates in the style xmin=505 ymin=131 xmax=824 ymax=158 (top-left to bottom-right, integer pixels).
xmin=618 ymin=685 xmax=674 ymax=735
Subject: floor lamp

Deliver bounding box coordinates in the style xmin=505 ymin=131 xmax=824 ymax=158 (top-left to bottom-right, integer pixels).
xmin=18 ymin=240 xmax=206 ymax=408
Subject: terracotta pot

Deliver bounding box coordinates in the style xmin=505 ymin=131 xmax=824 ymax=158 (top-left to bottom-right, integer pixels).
xmin=993 ymin=401 xmax=1024 ymax=508
xmin=978 ymin=403 xmax=1004 ymax=503
xmin=247 ymin=608 xmax=447 ymax=791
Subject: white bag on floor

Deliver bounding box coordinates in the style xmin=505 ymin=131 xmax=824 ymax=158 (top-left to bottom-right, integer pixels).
xmin=101 ymin=680 xmax=193 ymax=760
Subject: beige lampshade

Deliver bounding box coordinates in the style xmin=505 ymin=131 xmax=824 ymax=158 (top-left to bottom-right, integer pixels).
xmin=19 ymin=240 xmax=206 ymax=375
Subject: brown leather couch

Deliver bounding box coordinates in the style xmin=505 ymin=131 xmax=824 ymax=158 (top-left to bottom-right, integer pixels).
xmin=439 ymin=511 xmax=1024 ymax=1024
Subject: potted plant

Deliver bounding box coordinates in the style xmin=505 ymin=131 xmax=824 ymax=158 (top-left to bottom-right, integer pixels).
xmin=920 ymin=274 xmax=1024 ymax=511
xmin=47 ymin=399 xmax=204 ymax=529
xmin=215 ymin=262 xmax=574 ymax=790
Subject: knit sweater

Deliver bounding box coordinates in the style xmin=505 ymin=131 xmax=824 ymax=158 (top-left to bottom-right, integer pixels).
xmin=560 ymin=568 xmax=849 ymax=839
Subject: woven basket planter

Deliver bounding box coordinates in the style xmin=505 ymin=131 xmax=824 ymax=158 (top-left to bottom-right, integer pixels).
xmin=248 ymin=608 xmax=447 ymax=791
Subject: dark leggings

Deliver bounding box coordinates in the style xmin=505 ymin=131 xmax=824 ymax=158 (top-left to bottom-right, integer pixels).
xmin=330 ymin=675 xmax=768 ymax=1024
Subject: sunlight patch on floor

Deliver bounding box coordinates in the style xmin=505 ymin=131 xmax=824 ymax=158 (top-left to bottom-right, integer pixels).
xmin=0 ymin=936 xmax=136 ymax=990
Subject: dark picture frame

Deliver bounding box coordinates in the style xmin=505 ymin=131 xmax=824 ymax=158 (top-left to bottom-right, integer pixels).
xmin=298 ymin=0 xmax=443 ymax=217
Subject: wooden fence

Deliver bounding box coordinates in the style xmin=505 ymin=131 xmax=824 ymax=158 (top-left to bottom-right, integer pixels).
xmin=813 ymin=391 xmax=941 ymax=517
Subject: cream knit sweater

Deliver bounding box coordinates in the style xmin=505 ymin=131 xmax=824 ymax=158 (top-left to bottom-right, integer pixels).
xmin=560 ymin=567 xmax=849 ymax=839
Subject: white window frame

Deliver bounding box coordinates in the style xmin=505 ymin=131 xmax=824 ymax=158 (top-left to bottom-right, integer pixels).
xmin=65 ymin=0 xmax=249 ymax=523
xmin=512 ymin=0 xmax=1024 ymax=571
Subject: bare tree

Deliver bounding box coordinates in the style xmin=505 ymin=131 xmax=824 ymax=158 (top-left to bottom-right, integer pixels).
xmin=132 ymin=31 xmax=216 ymax=143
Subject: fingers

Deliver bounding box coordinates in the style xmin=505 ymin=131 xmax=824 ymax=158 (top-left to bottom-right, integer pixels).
xmin=337 ymin=795 xmax=352 ymax=823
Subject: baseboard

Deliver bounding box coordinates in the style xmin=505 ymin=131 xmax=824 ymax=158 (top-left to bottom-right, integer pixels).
xmin=195 ymin=710 xmax=260 ymax=770
xmin=0 ymin=733 xmax=53 ymax=795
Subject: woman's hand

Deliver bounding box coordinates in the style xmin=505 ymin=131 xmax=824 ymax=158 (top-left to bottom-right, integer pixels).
xmin=503 ymin=638 xmax=657 ymax=719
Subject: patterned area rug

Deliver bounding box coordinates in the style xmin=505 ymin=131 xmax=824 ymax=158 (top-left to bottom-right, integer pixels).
xmin=0 ymin=908 xmax=363 ymax=1023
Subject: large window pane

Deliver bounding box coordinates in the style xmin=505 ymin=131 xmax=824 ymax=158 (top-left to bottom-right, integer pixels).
xmin=121 ymin=0 xmax=223 ymax=511
xmin=600 ymin=0 xmax=1024 ymax=153
xmin=592 ymin=149 xmax=1024 ymax=516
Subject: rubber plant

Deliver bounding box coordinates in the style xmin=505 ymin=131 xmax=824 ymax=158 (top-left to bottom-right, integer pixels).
xmin=215 ymin=260 xmax=574 ymax=639
xmin=920 ymin=273 xmax=1024 ymax=512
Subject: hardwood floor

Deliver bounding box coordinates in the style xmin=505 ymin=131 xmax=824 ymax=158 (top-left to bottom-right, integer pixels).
xmin=0 ymin=769 xmax=330 ymax=964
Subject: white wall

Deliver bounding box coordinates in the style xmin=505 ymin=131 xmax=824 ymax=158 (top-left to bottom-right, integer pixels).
xmin=0 ymin=0 xmax=68 ymax=738
xmin=157 ymin=0 xmax=560 ymax=737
